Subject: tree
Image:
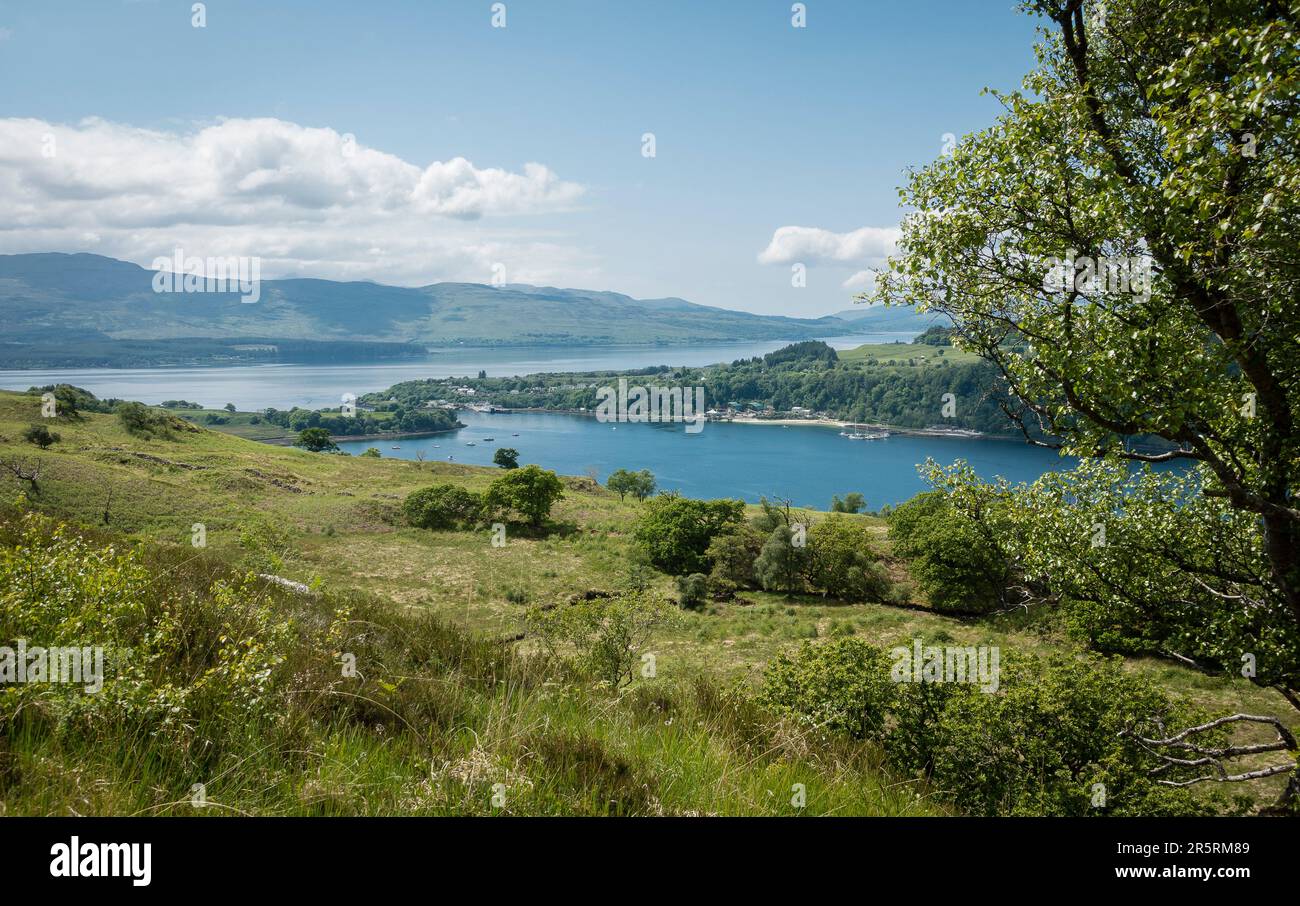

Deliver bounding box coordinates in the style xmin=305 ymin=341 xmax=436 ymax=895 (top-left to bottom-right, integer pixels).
xmin=830 ymin=492 xmax=866 ymax=514
xmin=22 ymin=424 xmax=60 ymax=449
xmin=483 ymin=464 xmax=564 ymax=527
xmin=705 ymin=523 xmax=765 ymax=593
xmin=754 ymin=524 xmax=809 ymax=596
xmin=223 ymin=403 xmax=237 ymax=413
xmin=294 ymin=427 xmax=337 ymax=453
xmin=607 ymin=468 xmax=655 ymax=501
xmin=403 ymin=484 xmax=482 ymax=529
xmin=492 ymin=447 xmax=519 ymax=469
xmin=807 ymin=515 xmax=891 ymax=602
xmin=873 ymin=0 xmax=1300 ymax=804
xmin=632 ymin=493 xmax=745 ymax=575
xmin=888 ymin=487 xmax=1008 ymax=613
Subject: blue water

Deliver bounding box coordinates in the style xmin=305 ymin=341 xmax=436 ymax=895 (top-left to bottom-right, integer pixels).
xmin=0 ymin=335 xmax=908 ymax=411
xmin=338 ymin=410 xmax=1080 ymax=509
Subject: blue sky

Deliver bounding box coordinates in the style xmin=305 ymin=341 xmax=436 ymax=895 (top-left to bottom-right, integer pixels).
xmin=0 ymin=0 xmax=1041 ymax=317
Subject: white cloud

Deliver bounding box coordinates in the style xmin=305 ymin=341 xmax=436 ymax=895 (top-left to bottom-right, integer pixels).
xmin=841 ymin=269 xmax=877 ymax=291
xmin=0 ymin=116 xmax=592 ymax=285
xmin=757 ymin=224 xmax=899 ymax=266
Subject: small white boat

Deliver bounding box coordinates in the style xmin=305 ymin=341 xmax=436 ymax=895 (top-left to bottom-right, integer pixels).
xmin=465 ymin=442 xmax=476 ymax=446
xmin=483 ymin=437 xmax=494 ymax=441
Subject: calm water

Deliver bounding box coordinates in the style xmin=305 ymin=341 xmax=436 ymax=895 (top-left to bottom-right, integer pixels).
xmin=339 ymin=410 xmax=1078 ymax=509
xmin=0 ymin=335 xmax=908 ymax=411
xmin=1 ymin=336 xmax=1147 ymax=507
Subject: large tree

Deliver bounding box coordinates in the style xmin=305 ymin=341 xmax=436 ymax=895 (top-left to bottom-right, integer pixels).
xmin=874 ymin=0 xmax=1299 ymax=805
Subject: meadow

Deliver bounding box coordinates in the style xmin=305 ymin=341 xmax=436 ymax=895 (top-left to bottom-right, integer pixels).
xmin=0 ymin=388 xmax=1292 ymax=815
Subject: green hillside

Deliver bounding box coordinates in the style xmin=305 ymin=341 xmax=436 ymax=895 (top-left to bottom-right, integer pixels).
xmin=0 ymin=253 xmax=866 ymax=366
xmin=0 ymin=388 xmax=1291 ymax=816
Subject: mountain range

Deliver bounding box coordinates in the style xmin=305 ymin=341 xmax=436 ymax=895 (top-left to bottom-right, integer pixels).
xmin=0 ymin=253 xmax=940 ymax=367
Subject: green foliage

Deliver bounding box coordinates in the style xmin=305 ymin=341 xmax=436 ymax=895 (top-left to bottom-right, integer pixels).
xmin=705 ymin=523 xmax=764 ymax=593
xmin=606 ymin=468 xmax=655 ymax=501
xmin=492 ymin=447 xmax=519 ymax=469
xmin=21 ymin=424 xmax=59 ymax=449
xmin=758 ymin=638 xmax=896 ymax=741
xmin=676 ymin=573 xmax=710 ymax=610
xmin=526 ymin=591 xmax=678 ymax=688
xmin=294 ymin=427 xmax=338 ymax=453
xmin=924 ymin=655 xmax=1218 ymax=817
xmin=888 ymin=488 xmax=1007 ymax=612
xmin=115 ymin=401 xmax=184 ymax=439
xmin=830 ymin=492 xmax=865 ymax=513
xmin=632 ymin=492 xmax=745 ymax=575
xmin=874 ymin=0 xmax=1300 ymax=662
xmin=759 ymin=637 xmax=1223 ymax=816
xmin=483 ymin=464 xmax=564 ymax=527
xmin=360 ymin=447 xmax=381 ymax=458
xmin=806 ymin=516 xmax=891 ymax=602
xmin=402 ymin=484 xmax=482 ymax=530
xmin=754 ymin=524 xmax=809 ymax=595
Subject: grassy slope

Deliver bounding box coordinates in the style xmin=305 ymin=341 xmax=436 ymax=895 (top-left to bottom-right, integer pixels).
xmin=1 ymin=389 xmax=1294 ymax=811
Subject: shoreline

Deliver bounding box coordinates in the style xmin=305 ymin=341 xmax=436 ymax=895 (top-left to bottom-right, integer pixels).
xmin=476 ymin=406 xmax=1013 ymax=441
xmin=258 ymin=425 xmax=465 ymax=447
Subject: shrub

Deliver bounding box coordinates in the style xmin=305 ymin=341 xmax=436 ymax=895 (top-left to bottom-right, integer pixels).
xmin=360 ymin=447 xmax=381 ymax=458
xmin=925 ymin=655 xmax=1219 ymax=817
xmin=526 ymin=592 xmax=678 ymax=688
xmin=676 ymin=573 xmax=709 ymax=609
xmin=492 ymin=447 xmax=519 ymax=469
xmin=758 ymin=638 xmax=896 ymax=741
xmin=632 ymin=493 xmax=744 ymax=575
xmin=403 ymin=484 xmax=482 ymax=530
xmin=115 ymin=401 xmax=177 ymax=439
xmin=483 ymin=464 xmax=564 ymax=527
xmin=888 ymin=491 xmax=1006 ymax=612
xmin=21 ymin=425 xmax=60 ymax=449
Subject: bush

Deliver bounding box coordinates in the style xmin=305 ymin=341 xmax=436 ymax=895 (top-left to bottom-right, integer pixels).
xmin=21 ymin=424 xmax=60 ymax=449
xmin=526 ymin=592 xmax=678 ymax=688
xmin=492 ymin=447 xmax=519 ymax=469
xmin=632 ymin=493 xmax=745 ymax=575
xmin=115 ymin=401 xmax=177 ymax=439
xmin=676 ymin=573 xmax=709 ymax=609
xmin=483 ymin=464 xmax=564 ymax=527
xmin=888 ymin=491 xmax=1006 ymax=612
xmin=924 ymin=655 xmax=1218 ymax=817
xmin=403 ymin=484 xmax=482 ymax=530
xmin=758 ymin=638 xmax=896 ymax=741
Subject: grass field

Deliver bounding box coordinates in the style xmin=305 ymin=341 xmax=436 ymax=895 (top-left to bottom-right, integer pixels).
xmin=0 ymin=388 xmax=1294 ymax=814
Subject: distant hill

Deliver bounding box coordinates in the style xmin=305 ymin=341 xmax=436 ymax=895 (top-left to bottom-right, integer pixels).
xmin=831 ymin=304 xmax=946 ymax=334
xmin=0 ymin=253 xmax=901 ymax=366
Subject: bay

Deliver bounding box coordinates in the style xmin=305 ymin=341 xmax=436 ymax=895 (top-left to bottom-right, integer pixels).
xmin=338 ymin=409 xmax=1080 ymax=509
